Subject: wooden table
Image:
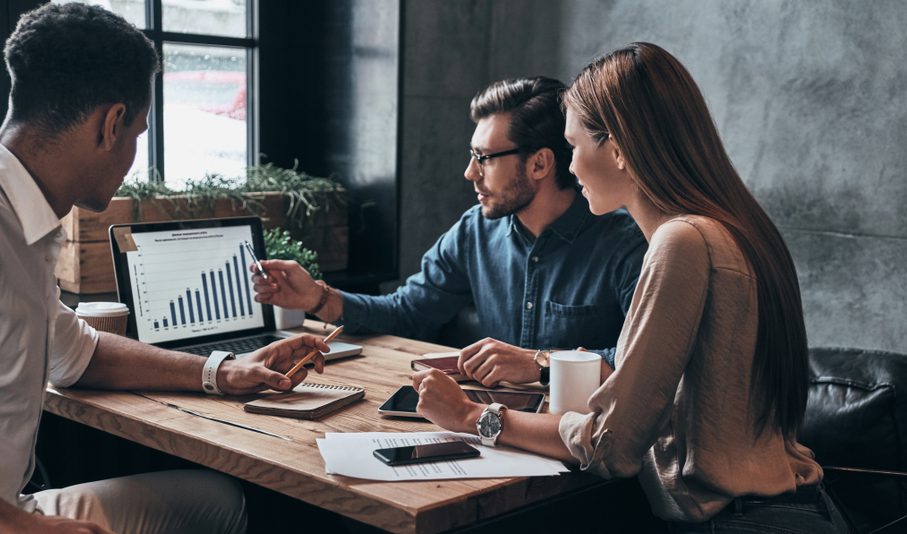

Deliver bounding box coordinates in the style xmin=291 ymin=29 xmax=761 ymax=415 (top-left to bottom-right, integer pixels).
xmin=43 ymin=322 xmax=609 ymax=533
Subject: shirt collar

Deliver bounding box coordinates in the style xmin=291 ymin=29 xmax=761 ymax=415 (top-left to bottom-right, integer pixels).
xmin=506 ymin=188 xmax=592 ymax=244
xmin=0 ymin=143 xmax=61 ymax=245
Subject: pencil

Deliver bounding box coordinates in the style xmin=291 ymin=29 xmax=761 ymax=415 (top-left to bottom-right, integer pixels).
xmin=285 ymin=325 xmax=344 ymax=380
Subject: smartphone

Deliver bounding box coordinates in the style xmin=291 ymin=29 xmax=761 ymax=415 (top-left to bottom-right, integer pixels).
xmin=373 ymin=441 xmax=480 ymax=466
xmin=377 ymin=385 xmax=545 ymax=418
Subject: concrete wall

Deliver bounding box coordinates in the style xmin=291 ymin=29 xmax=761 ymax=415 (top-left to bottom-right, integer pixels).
xmin=399 ymin=0 xmax=906 ymax=353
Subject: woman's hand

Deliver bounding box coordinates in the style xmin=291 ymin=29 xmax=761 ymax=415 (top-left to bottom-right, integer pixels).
xmin=412 ymin=369 xmax=484 ymax=433
xmin=217 ymin=333 xmax=329 ymax=395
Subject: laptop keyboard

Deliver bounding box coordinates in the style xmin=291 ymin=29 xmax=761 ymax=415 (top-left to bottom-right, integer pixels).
xmin=181 ymin=334 xmax=286 ymax=356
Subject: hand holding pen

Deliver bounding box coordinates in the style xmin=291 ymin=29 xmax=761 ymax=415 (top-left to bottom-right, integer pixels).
xmin=244 ymin=241 xmax=268 ymax=280
xmin=250 ymin=256 xmax=334 ymax=319
xmin=285 ymin=325 xmax=344 ymax=379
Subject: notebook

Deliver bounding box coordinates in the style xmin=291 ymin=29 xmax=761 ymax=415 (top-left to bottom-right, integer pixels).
xmin=243 ymin=383 xmax=365 ymax=419
xmin=410 ymin=352 xmax=467 ymax=381
xmin=108 ymin=216 xmax=361 ymax=361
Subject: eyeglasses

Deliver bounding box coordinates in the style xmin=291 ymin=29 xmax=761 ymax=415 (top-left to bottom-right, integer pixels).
xmin=468 ymin=147 xmax=524 ymax=174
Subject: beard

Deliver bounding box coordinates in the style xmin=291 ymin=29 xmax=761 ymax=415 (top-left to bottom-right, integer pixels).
xmin=480 ymin=166 xmax=536 ymax=219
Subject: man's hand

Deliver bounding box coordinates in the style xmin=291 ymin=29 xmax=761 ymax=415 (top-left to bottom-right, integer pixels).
xmin=251 ymin=259 xmax=321 ymax=311
xmin=457 ymin=338 xmax=540 ymax=387
xmin=0 ymin=501 xmax=113 ymax=534
xmin=574 ymin=346 xmax=614 ymax=383
xmin=24 ymin=516 xmax=114 ymax=534
xmin=413 ymin=369 xmax=484 ymax=433
xmin=216 ymin=333 xmax=329 ymax=395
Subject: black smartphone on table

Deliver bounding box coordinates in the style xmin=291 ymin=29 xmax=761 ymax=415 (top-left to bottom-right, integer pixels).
xmin=373 ymin=441 xmax=481 ymax=466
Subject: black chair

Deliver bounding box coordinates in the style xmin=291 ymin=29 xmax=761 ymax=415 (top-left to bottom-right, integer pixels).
xmin=799 ymin=347 xmax=907 ymax=533
xmin=25 ymin=457 xmax=52 ymax=493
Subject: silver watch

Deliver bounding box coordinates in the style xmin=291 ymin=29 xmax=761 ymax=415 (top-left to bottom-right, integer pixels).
xmin=476 ymin=402 xmax=507 ymax=447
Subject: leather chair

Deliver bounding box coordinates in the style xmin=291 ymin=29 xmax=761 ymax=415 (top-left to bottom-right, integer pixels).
xmin=799 ymin=347 xmax=907 ymax=533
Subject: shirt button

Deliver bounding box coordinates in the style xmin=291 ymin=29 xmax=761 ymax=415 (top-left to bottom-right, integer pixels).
xmin=531 ymin=256 xmax=539 ymax=263
xmin=526 ymin=301 xmax=533 ymax=310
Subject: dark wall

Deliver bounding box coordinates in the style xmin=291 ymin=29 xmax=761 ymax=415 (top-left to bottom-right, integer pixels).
xmin=0 ymin=1 xmax=44 ymax=118
xmin=398 ymin=0 xmax=907 ymax=353
xmin=259 ymin=0 xmax=400 ymax=290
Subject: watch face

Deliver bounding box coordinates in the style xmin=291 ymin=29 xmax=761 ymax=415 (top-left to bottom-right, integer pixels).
xmin=478 ymin=411 xmax=502 ymax=437
xmin=538 ymin=350 xmax=550 ymax=367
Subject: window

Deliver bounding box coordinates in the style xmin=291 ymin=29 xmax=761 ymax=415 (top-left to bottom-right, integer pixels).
xmin=53 ymin=0 xmax=256 ymax=188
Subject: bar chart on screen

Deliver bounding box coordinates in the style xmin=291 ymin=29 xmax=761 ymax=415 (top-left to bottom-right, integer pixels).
xmin=126 ymin=225 xmax=265 ymax=344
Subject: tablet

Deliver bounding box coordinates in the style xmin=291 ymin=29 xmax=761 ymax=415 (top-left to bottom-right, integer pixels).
xmin=378 ymin=385 xmax=545 ymax=418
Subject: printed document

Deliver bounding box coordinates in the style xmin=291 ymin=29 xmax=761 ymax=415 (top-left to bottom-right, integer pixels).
xmin=317 ymin=431 xmax=569 ymax=481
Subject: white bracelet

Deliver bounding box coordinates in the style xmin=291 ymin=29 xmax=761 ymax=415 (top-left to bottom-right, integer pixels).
xmin=202 ymin=350 xmax=235 ymax=395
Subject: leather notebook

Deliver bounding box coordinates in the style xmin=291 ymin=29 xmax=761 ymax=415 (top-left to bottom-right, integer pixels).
xmin=410 ymin=353 xmax=468 ymax=381
xmin=243 ymin=383 xmax=365 ymax=419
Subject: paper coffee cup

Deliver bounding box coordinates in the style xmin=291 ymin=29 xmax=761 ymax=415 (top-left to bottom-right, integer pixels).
xmin=75 ymin=302 xmax=130 ymax=336
xmin=549 ymin=350 xmax=601 ymax=414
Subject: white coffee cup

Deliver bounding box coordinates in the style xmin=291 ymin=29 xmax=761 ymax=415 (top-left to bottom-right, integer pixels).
xmin=549 ymin=350 xmax=602 ymax=414
xmin=75 ymin=302 xmax=130 ymax=336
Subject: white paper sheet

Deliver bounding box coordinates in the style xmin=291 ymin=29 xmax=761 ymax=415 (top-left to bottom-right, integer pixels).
xmin=316 ymin=431 xmax=569 ymax=481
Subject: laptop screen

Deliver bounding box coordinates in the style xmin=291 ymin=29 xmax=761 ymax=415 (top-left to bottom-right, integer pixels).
xmin=110 ymin=217 xmax=276 ymax=348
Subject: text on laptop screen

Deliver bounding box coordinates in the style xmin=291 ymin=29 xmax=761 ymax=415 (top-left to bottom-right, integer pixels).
xmin=126 ymin=224 xmax=266 ymax=344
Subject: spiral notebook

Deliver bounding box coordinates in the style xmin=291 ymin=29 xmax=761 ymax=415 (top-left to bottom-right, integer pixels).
xmin=243 ymin=383 xmax=365 ymax=419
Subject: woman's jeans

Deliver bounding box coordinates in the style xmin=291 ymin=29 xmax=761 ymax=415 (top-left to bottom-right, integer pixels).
xmin=669 ymin=484 xmax=850 ymax=533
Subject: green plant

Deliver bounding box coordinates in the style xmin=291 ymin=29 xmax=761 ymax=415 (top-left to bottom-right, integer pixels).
xmin=244 ymin=160 xmax=345 ymax=234
xmin=263 ymin=228 xmax=322 ymax=280
xmin=115 ymin=160 xmax=345 ymax=231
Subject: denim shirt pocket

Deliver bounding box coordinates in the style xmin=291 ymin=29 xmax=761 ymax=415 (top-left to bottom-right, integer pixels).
xmin=547 ymin=301 xmax=603 ymax=317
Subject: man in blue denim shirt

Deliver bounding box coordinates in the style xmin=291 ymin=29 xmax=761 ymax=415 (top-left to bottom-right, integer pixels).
xmin=253 ymin=77 xmax=646 ymax=386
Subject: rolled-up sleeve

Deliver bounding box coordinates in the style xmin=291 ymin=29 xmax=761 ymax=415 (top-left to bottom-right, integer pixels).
xmin=48 ymin=299 xmax=98 ymax=387
xmin=558 ymin=220 xmax=710 ymax=478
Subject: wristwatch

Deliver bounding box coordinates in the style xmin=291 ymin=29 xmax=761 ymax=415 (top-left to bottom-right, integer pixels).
xmin=202 ymin=350 xmax=235 ymax=395
xmin=476 ymin=402 xmax=507 ymax=447
xmin=533 ymin=349 xmax=551 ymax=386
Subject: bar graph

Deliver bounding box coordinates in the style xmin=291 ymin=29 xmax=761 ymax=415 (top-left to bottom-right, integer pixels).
xmin=125 ymin=224 xmax=266 ymax=344
xmin=155 ymin=243 xmax=258 ymax=331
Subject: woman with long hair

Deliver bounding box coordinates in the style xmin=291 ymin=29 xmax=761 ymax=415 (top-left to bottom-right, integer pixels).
xmin=414 ymin=42 xmax=848 ymax=532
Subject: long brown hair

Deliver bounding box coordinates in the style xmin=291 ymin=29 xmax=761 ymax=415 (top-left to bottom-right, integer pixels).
xmin=565 ymin=42 xmax=808 ymax=437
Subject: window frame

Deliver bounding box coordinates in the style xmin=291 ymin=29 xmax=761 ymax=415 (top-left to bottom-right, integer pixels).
xmin=141 ymin=0 xmax=258 ymax=183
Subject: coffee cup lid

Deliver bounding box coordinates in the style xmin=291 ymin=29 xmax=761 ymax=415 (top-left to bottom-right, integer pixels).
xmin=75 ymin=302 xmax=130 ymax=317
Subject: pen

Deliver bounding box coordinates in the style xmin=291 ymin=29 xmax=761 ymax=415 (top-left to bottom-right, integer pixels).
xmin=285 ymin=325 xmax=345 ymax=380
xmin=244 ymin=241 xmax=268 ymax=280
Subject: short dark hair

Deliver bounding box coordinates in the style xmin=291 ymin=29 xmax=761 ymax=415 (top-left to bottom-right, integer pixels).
xmin=469 ymin=77 xmax=574 ymax=189
xmin=4 ymin=3 xmax=159 ymax=135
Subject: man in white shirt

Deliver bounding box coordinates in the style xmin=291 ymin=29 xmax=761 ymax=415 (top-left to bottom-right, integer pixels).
xmin=0 ymin=4 xmax=328 ymax=533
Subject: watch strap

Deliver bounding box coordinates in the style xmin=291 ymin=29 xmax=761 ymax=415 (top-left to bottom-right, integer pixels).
xmin=478 ymin=402 xmax=507 ymax=447
xmin=533 ymin=349 xmax=551 ymax=385
xmin=202 ymin=350 xmax=235 ymax=395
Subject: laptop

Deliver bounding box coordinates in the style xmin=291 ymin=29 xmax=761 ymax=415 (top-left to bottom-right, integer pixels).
xmin=109 ymin=216 xmax=361 ymax=360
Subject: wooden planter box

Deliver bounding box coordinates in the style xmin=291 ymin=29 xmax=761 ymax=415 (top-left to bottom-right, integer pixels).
xmin=56 ymin=191 xmax=348 ymax=294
